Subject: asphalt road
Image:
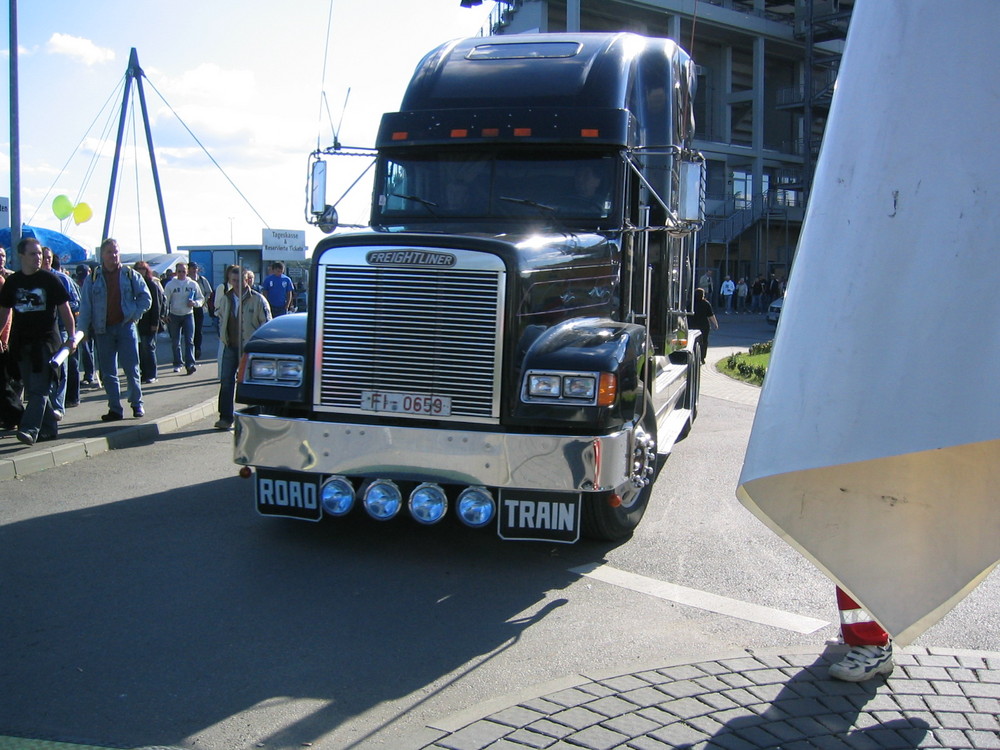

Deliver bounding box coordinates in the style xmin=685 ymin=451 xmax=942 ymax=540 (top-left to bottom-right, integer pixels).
xmin=1 ymin=313 xmax=997 ymax=750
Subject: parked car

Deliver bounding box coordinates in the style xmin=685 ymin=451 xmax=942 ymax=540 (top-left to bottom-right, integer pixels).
xmin=767 ymin=296 xmax=783 ymax=326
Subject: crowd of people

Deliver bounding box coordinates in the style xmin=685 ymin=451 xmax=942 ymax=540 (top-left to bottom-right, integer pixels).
xmin=698 ymin=271 xmax=785 ymax=315
xmin=0 ymin=238 xmax=293 ymax=445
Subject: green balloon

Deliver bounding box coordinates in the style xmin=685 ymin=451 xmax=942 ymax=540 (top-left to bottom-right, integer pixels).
xmin=52 ymin=194 xmax=73 ymax=220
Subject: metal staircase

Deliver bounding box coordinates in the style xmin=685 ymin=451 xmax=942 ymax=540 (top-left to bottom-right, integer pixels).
xmin=699 ymin=196 xmax=766 ymax=248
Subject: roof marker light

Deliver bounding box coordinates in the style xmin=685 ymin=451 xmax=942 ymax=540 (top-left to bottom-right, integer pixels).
xmin=450 ymin=129 xmax=469 ymax=138
xmin=513 ymin=127 xmax=532 ymax=137
xmin=391 ymin=131 xmax=409 ymax=141
xmin=482 ymin=128 xmax=500 ymax=137
xmin=581 ymin=128 xmax=600 ymax=138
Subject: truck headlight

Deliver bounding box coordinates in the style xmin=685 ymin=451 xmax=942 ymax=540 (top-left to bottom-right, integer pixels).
xmin=363 ymin=479 xmax=402 ymax=520
xmin=523 ymin=370 xmax=612 ymax=405
xmin=321 ymin=476 xmax=355 ymax=516
xmin=244 ymin=354 xmax=305 ymax=386
xmin=562 ymin=375 xmax=596 ymax=399
xmin=457 ymin=486 xmax=495 ymax=528
xmin=409 ymin=483 xmax=448 ymax=524
xmin=527 ymin=373 xmax=562 ymax=398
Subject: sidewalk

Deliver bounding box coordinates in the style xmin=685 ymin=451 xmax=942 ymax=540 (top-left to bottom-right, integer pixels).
xmin=415 ymin=645 xmax=1000 ymax=749
xmin=0 ymin=327 xmax=221 ymax=480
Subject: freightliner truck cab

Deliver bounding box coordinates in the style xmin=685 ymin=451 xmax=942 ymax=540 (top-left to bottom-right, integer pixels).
xmin=234 ymin=32 xmax=705 ymax=543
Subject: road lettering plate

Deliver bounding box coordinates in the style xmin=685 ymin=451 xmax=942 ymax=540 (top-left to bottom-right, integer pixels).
xmin=256 ymin=468 xmax=322 ymax=521
xmin=498 ymin=490 xmax=581 ymax=543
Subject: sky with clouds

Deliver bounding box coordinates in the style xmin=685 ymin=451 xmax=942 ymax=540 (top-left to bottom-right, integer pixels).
xmin=0 ymin=0 xmax=496 ymax=256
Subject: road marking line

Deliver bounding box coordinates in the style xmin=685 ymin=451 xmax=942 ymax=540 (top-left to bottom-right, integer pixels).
xmin=570 ymin=562 xmax=828 ymax=634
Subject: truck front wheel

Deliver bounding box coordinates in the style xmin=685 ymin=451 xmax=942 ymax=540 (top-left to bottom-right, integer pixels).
xmin=581 ymin=400 xmax=659 ymax=541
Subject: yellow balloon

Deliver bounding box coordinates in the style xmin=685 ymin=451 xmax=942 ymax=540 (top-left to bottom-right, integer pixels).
xmin=72 ymin=202 xmax=93 ymax=225
xmin=52 ymin=194 xmax=73 ymax=220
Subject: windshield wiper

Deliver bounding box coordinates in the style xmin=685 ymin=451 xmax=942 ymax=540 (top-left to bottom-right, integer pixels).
xmin=390 ymin=193 xmax=439 ymax=214
xmin=500 ymin=196 xmax=557 ymax=215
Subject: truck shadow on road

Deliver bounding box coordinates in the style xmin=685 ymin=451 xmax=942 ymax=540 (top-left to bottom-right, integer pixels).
xmin=0 ymin=475 xmax=619 ymax=749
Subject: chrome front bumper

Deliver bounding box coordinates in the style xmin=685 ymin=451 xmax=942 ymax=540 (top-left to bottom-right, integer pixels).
xmin=233 ymin=409 xmax=633 ymax=492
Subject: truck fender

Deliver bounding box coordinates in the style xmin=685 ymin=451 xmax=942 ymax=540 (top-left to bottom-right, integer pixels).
xmin=518 ymin=317 xmax=647 ymax=421
xmin=236 ymin=313 xmax=309 ymax=408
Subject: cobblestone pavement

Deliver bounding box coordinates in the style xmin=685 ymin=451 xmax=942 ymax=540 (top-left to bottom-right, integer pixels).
xmin=418 ymin=318 xmax=1000 ymax=750
xmin=418 ymin=646 xmax=1000 ymax=749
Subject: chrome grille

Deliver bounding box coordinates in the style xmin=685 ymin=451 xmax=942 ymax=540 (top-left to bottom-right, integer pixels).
xmin=317 ymin=259 xmax=504 ymax=421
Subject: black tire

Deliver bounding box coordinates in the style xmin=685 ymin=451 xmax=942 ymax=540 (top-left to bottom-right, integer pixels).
xmin=582 ymin=392 xmax=659 ymax=541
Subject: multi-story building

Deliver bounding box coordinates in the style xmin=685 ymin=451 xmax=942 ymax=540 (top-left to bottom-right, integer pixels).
xmin=476 ymin=0 xmax=852 ymax=293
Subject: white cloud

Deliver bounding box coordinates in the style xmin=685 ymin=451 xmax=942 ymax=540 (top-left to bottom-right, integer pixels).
xmin=45 ymin=33 xmax=115 ymax=66
xmin=150 ymin=63 xmax=256 ymax=107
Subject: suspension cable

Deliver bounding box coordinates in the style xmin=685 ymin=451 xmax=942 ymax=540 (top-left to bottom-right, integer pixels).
xmin=27 ymin=76 xmax=125 ymax=226
xmin=130 ymin=91 xmax=144 ymax=254
xmin=143 ymin=77 xmax=271 ymax=228
xmin=77 ymin=79 xmax=127 ymax=206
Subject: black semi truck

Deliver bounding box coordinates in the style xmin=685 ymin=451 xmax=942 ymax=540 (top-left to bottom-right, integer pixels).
xmin=234 ymin=32 xmax=705 ymax=543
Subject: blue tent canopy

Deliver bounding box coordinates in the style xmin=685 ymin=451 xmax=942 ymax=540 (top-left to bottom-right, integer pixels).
xmin=0 ymin=225 xmax=91 ymax=266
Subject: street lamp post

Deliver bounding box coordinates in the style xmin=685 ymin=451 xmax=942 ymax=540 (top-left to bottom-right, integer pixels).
xmin=9 ymin=0 xmax=21 ymax=261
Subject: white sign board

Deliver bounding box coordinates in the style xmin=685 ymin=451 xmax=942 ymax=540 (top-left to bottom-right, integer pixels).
xmin=262 ymin=228 xmax=307 ymax=261
xmin=0 ymin=197 xmax=9 ymax=230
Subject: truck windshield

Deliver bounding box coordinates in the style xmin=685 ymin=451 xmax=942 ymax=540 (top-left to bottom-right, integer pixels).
xmin=375 ymin=151 xmax=618 ymax=224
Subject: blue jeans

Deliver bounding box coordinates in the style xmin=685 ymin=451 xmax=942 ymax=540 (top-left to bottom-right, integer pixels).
xmin=50 ymin=361 xmax=67 ymax=413
xmin=217 ymin=345 xmax=241 ymax=421
xmin=168 ymin=314 xmax=196 ymax=369
xmin=17 ymin=354 xmax=59 ymax=439
xmin=78 ymin=337 xmax=96 ymax=381
xmin=96 ymin=322 xmax=143 ymax=414
xmin=139 ymin=331 xmax=158 ymax=381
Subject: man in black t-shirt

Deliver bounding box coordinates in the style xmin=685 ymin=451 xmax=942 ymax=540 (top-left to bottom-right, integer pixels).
xmin=688 ymin=287 xmax=719 ymax=366
xmin=0 ymin=237 xmax=77 ymax=446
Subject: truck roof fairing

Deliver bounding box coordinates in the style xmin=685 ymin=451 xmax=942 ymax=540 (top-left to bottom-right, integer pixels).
xmin=377 ymin=32 xmax=696 ymax=151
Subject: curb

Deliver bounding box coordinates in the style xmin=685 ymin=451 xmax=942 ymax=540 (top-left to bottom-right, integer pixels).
xmin=0 ymin=399 xmax=217 ymax=482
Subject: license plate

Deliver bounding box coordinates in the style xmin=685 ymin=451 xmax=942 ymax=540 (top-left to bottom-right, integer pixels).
xmin=498 ymin=490 xmax=581 ymax=543
xmin=256 ymin=469 xmax=322 ymax=522
xmin=360 ymin=390 xmax=452 ymax=417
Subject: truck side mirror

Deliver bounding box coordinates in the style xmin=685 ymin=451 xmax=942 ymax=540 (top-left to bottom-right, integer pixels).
xmin=678 ymin=160 xmax=705 ymax=224
xmin=317 ymin=205 xmax=339 ymax=234
xmin=310 ymin=160 xmax=328 ymax=216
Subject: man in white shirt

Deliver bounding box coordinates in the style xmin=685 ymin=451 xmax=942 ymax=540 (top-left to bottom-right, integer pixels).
xmin=162 ymin=261 xmax=203 ymax=375
xmin=720 ymin=275 xmax=735 ymax=314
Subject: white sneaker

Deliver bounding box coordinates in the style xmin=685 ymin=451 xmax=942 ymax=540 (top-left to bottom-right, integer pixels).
xmin=829 ymin=644 xmax=894 ymax=682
